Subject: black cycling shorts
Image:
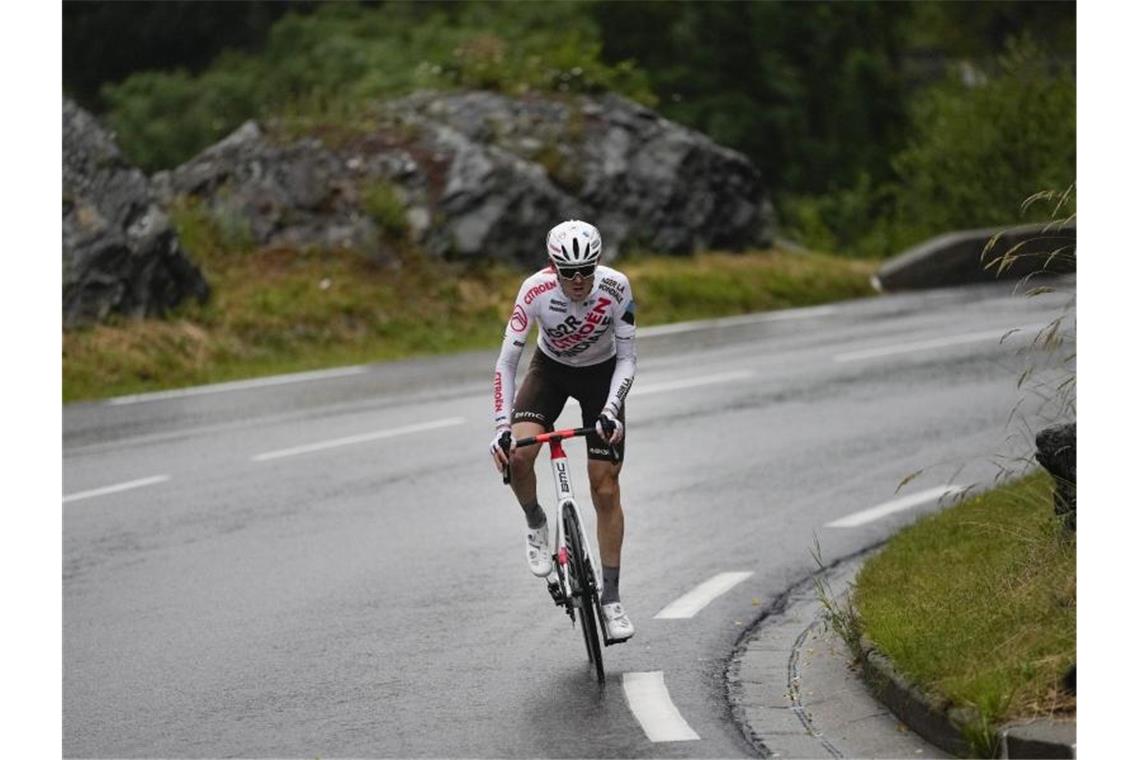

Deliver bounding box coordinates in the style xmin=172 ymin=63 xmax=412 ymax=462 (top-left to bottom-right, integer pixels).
xmin=512 ymin=349 xmax=625 ymax=462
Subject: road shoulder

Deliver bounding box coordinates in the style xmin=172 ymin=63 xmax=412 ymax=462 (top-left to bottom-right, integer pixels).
xmin=728 ymin=554 xmax=1077 ymax=759
xmin=727 ymin=556 xmax=949 ymax=758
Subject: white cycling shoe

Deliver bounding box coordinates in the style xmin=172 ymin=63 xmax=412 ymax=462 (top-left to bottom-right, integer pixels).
xmin=601 ymin=602 xmax=635 ymax=641
xmin=525 ymin=523 xmax=553 ymax=577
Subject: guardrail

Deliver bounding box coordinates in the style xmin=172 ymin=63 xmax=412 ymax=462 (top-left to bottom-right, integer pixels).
xmin=873 ymin=222 xmax=1076 ymax=292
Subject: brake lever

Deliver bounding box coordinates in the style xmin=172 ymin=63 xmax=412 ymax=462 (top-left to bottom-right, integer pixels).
xmin=598 ymin=417 xmax=621 ymax=465
xmin=499 ymin=431 xmax=513 ymax=485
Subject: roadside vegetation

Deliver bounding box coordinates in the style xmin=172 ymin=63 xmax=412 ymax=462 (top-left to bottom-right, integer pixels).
xmin=62 ymin=225 xmax=875 ymax=402
xmin=851 ymin=471 xmax=1075 ymax=755
xmin=72 ymin=2 xmax=1074 ymax=261
xmin=813 ymin=192 xmax=1076 ymax=755
xmin=95 ymin=2 xmax=656 ymax=173
xmin=781 ymin=36 xmax=1075 ymax=258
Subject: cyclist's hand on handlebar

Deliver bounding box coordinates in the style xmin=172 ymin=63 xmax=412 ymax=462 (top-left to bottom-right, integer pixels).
xmin=595 ymin=411 xmax=624 ymax=445
xmin=490 ymin=428 xmax=515 ymax=473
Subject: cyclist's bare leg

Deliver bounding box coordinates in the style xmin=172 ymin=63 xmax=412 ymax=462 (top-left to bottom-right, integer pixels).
xmin=587 ymin=459 xmax=624 ymax=569
xmin=508 ymin=421 xmax=547 ymax=511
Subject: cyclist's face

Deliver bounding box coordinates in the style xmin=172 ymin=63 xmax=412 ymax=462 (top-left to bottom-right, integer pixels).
xmin=554 ymin=262 xmax=595 ymax=301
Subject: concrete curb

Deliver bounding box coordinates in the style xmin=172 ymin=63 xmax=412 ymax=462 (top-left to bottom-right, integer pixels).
xmin=854 ymin=608 xmax=1076 ymax=758
xmin=1001 ymin=718 xmax=1078 ymax=759
xmin=728 ymin=552 xmax=1075 ymax=758
xmin=726 ymin=550 xmax=949 ymax=759
xmin=856 ymin=636 xmax=975 ymax=757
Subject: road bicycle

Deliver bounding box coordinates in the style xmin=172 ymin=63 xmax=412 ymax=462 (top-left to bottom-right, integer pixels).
xmin=500 ymin=424 xmax=621 ymax=683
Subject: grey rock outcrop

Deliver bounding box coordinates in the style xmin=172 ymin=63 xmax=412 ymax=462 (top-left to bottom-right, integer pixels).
xmin=151 ymin=121 xmax=402 ymax=263
xmin=157 ymin=90 xmax=775 ymax=268
xmin=63 ymin=98 xmax=209 ymax=329
xmin=390 ymin=91 xmax=775 ymax=262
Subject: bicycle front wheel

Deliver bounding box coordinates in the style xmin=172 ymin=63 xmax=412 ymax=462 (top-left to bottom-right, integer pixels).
xmin=564 ymin=507 xmax=604 ymax=683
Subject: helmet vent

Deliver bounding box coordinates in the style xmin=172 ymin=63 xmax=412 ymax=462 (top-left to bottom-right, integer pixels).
xmin=572 ymin=238 xmax=580 ymax=257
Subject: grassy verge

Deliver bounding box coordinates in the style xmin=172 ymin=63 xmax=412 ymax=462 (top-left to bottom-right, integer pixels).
xmin=620 ymin=246 xmax=876 ymax=324
xmin=62 ymin=207 xmax=877 ymax=402
xmin=852 ymin=470 xmax=1075 ymax=753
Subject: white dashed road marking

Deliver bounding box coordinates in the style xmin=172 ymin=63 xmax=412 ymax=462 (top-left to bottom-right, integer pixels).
xmin=632 ymin=370 xmax=753 ymax=397
xmin=825 ymin=485 xmax=966 ymax=528
xmin=654 ymin=572 xmax=754 ymax=619
xmin=832 ymin=325 xmax=1045 ymax=363
xmin=638 ymin=305 xmax=837 ymax=337
xmin=622 ymin=671 xmax=701 ymax=742
xmin=63 ymin=475 xmax=171 ymax=504
xmin=251 ymin=417 xmax=466 ymax=462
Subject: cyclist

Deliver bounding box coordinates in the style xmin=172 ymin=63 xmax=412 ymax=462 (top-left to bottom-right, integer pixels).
xmin=490 ymin=219 xmax=637 ymax=642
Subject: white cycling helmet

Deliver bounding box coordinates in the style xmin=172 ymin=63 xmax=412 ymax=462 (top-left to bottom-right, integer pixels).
xmin=546 ymin=220 xmax=602 ymax=267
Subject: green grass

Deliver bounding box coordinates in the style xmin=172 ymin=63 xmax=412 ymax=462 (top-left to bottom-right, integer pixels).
xmin=360 ymin=179 xmax=409 ymax=240
xmin=624 ymin=248 xmax=876 ymax=322
xmin=62 ymin=211 xmax=876 ymax=402
xmin=853 ymin=471 xmax=1075 ymax=753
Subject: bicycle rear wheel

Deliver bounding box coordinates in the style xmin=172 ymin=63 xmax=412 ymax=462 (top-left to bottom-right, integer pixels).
xmin=564 ymin=507 xmax=604 ymax=682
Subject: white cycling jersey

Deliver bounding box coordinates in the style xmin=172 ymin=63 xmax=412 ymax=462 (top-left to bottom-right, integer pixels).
xmin=493 ymin=265 xmax=637 ymax=429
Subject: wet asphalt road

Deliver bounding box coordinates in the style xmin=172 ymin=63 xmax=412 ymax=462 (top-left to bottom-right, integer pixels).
xmin=63 ymin=277 xmax=1074 ymax=758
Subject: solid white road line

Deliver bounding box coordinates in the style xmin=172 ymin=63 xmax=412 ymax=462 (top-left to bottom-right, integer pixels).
xmin=251 ymin=417 xmax=466 ymax=462
xmin=63 ymin=475 xmax=171 ymax=504
xmin=632 ymin=370 xmax=753 ymax=397
xmin=622 ymin=671 xmax=701 ymax=742
xmin=654 ymin=572 xmax=754 ymax=619
xmin=101 ymin=307 xmax=831 ymax=406
xmin=825 ymin=485 xmax=966 ymax=528
xmin=639 ymin=305 xmax=837 ymax=337
xmin=107 ymin=366 xmax=370 ymax=405
xmin=833 ymin=324 xmax=1046 ymax=363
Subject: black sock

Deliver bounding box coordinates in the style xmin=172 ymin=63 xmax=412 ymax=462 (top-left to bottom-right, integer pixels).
xmin=522 ymin=501 xmax=546 ymax=529
xmin=601 ymin=565 xmax=620 ymax=604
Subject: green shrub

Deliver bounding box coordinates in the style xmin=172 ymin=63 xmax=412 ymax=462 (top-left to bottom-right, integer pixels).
xmin=360 ymin=179 xmax=408 ymax=240
xmin=102 ymin=65 xmax=261 ymax=171
xmin=169 ymin=195 xmax=255 ymax=257
xmin=782 ymin=35 xmax=1075 ymax=258
xmin=887 ymin=36 xmax=1075 ymax=245
xmin=780 ymin=173 xmax=905 ymax=258
xmin=102 ymin=1 xmax=654 ymax=172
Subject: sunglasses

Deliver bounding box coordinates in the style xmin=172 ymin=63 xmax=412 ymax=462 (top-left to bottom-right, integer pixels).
xmin=556 ymin=264 xmax=596 ymax=280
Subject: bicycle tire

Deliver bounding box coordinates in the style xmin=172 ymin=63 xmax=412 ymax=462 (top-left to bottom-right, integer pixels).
xmin=564 ymin=507 xmax=605 ymax=682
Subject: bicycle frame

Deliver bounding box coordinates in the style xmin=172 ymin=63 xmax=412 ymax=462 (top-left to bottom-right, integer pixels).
xmin=543 ymin=430 xmax=600 ymax=609
xmin=506 ymin=427 xmax=598 ymax=605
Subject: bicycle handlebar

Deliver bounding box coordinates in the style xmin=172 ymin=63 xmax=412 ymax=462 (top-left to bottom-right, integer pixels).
xmin=514 ymin=426 xmax=594 ymax=448
xmin=500 ymin=424 xmax=620 ymax=486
